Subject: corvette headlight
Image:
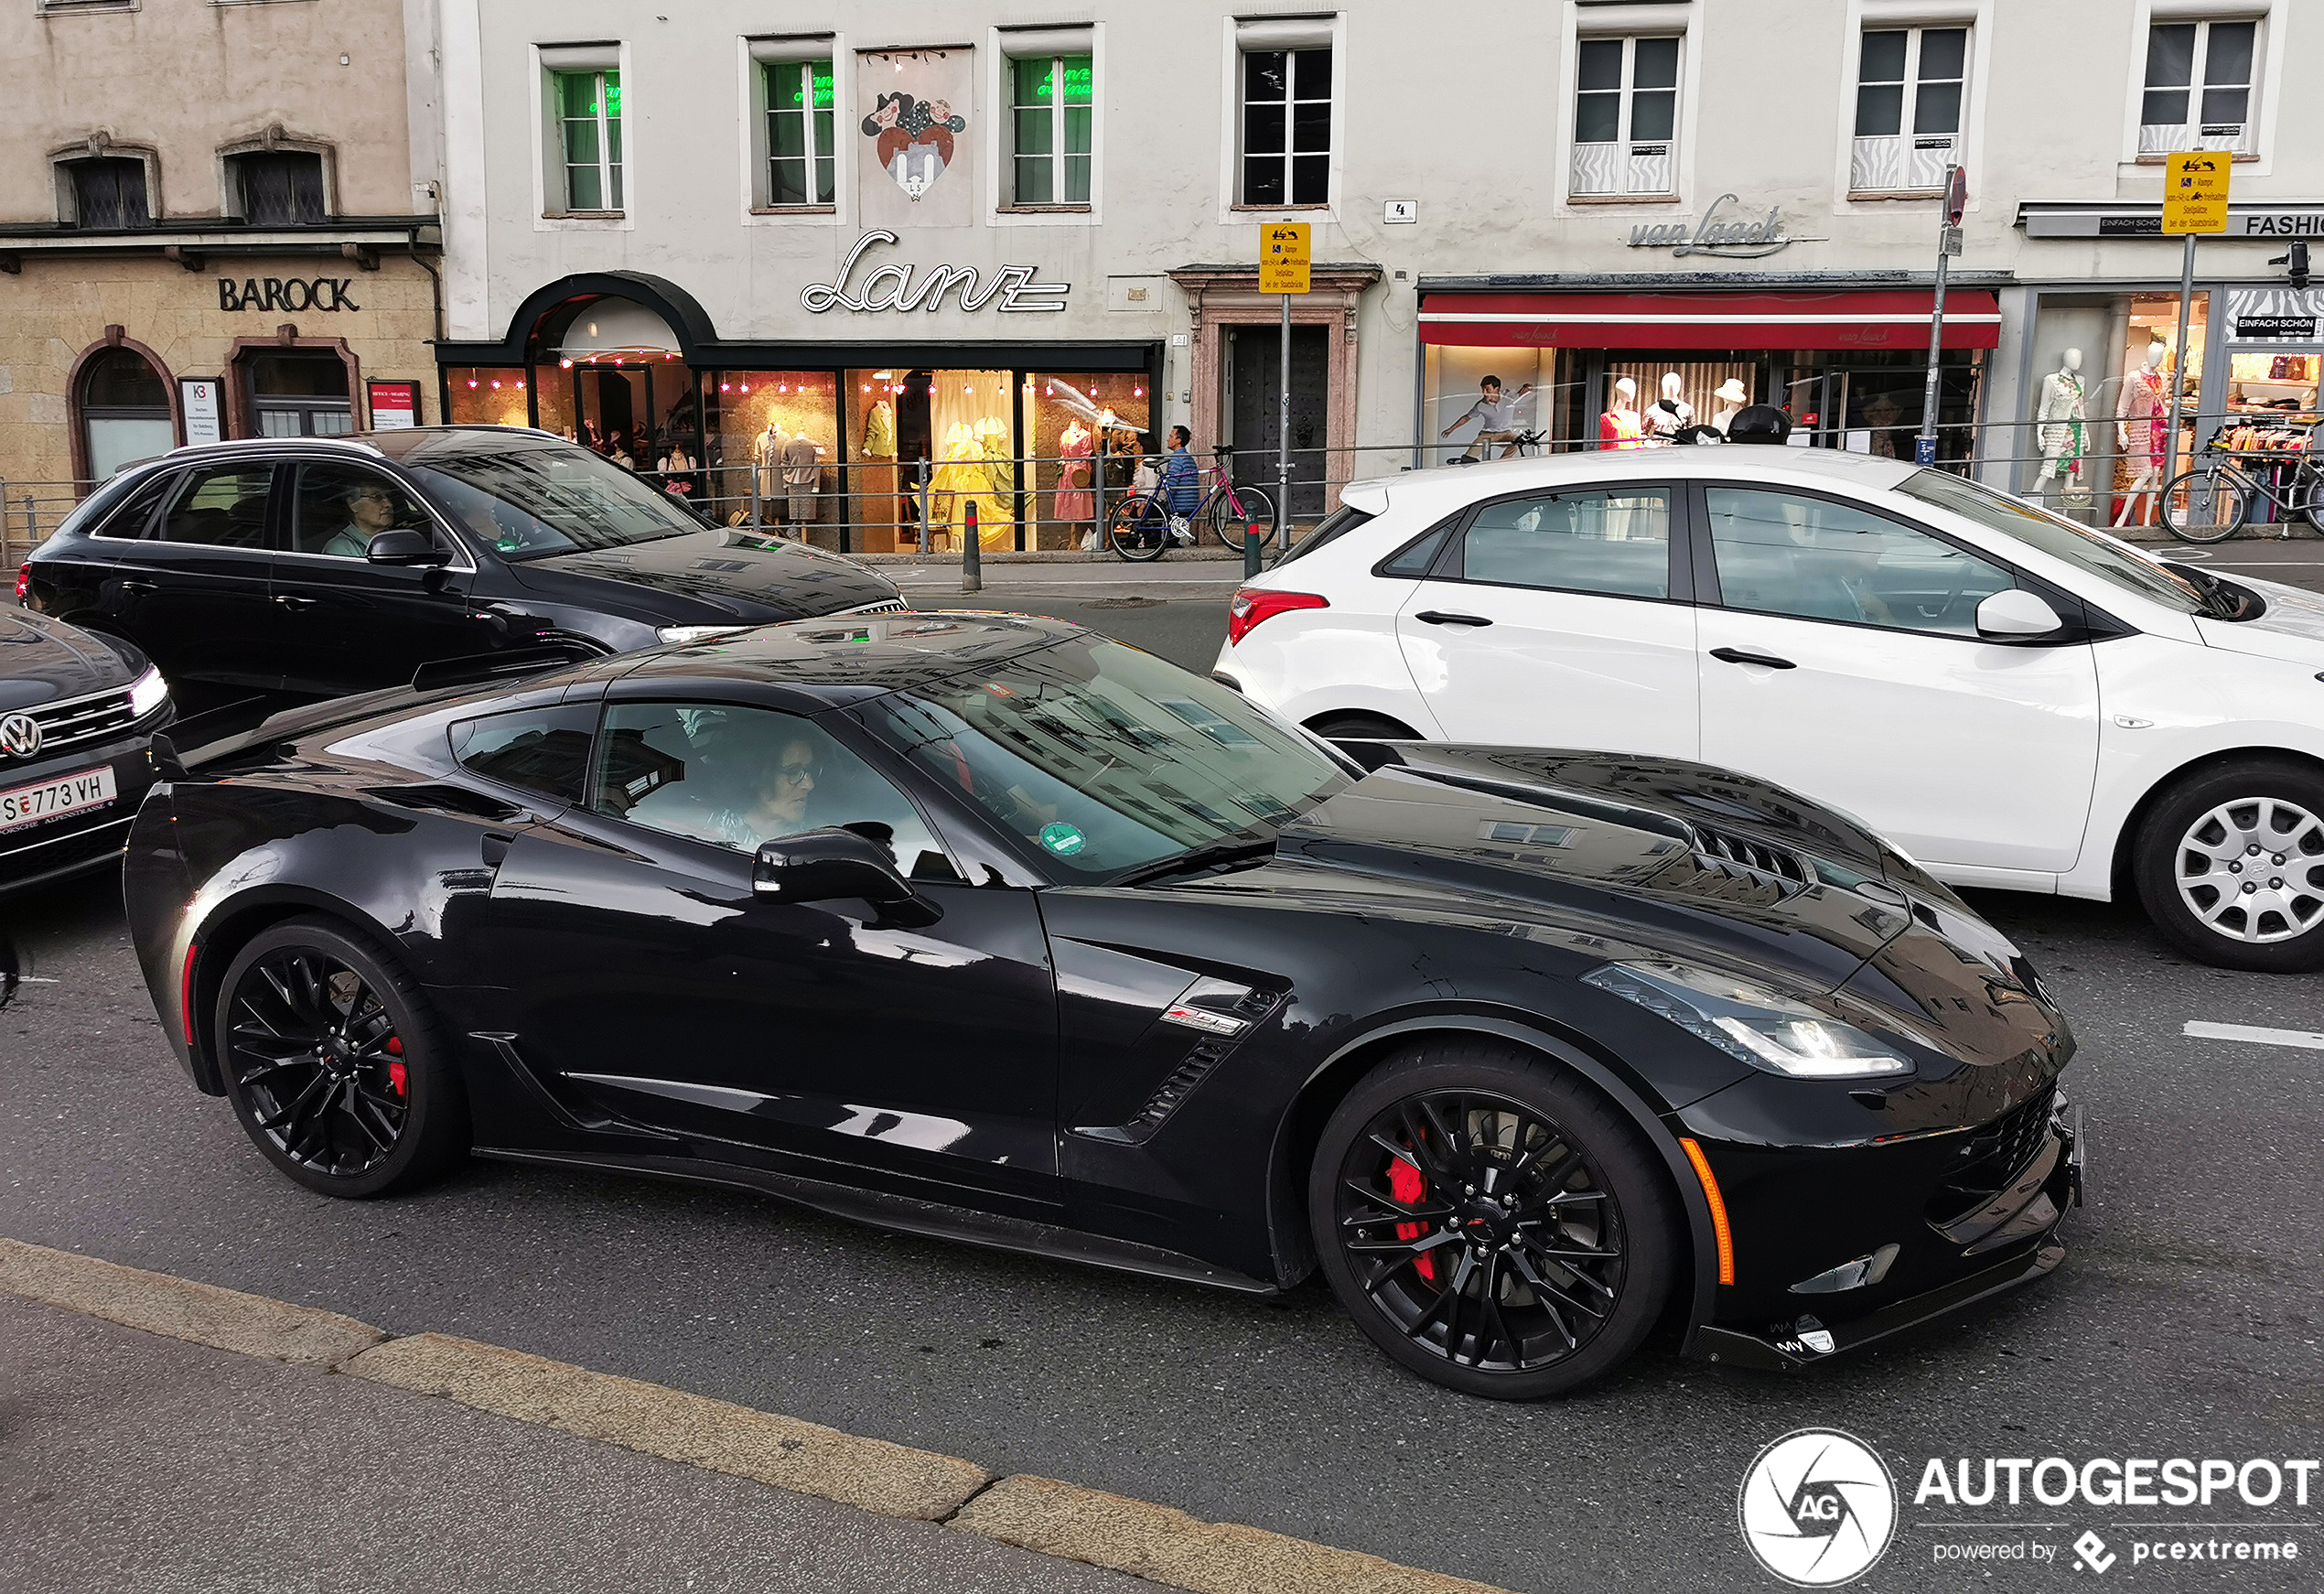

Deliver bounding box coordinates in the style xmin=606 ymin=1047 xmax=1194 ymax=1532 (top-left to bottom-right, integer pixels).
xmin=656 ymin=625 xmax=748 ymax=646
xmin=127 ymin=666 xmax=168 ymax=718
xmin=1582 ymin=959 xmax=1911 ymax=1080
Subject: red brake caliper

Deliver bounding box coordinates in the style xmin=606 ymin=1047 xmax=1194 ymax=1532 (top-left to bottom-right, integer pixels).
xmin=1388 ymin=1153 xmax=1437 ymax=1285
xmin=385 ymin=1035 xmax=406 ymax=1097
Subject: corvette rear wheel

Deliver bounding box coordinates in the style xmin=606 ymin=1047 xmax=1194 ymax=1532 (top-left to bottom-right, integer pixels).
xmin=214 ymin=918 xmax=468 ymax=1198
xmin=1310 ymin=1040 xmax=1676 ymax=1398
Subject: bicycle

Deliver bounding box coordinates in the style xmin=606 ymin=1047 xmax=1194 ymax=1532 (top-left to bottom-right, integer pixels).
xmin=2159 ymin=432 xmax=2324 ymax=542
xmin=1105 ymin=447 xmax=1277 ymax=562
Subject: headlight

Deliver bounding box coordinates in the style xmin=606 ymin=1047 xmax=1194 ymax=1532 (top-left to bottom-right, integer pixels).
xmin=1581 ymin=959 xmax=1911 ymax=1079
xmin=656 ymin=625 xmax=748 ymax=646
xmin=127 ymin=666 xmax=168 ymax=718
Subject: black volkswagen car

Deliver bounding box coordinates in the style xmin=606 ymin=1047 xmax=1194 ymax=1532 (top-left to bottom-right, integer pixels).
xmin=1 ymin=599 xmax=173 ymax=895
xmin=123 ymin=615 xmax=2081 ymax=1397
xmin=18 ymin=427 xmax=903 ymax=705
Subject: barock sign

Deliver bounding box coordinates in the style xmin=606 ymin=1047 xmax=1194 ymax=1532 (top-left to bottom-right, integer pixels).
xmin=1627 ymin=194 xmax=1793 ymax=259
xmin=217 ymin=276 xmax=361 ymax=312
xmin=801 ymin=230 xmax=1070 ymax=315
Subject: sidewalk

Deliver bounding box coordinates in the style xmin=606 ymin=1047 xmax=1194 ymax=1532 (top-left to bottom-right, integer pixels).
xmin=0 ymin=1292 xmax=1140 ymax=1594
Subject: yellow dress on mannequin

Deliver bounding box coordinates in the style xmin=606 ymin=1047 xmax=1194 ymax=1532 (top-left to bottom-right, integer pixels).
xmin=928 ymin=423 xmax=1010 ymax=549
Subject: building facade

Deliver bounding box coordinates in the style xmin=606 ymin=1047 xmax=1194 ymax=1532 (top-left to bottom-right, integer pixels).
xmin=0 ymin=0 xmax=443 ymax=522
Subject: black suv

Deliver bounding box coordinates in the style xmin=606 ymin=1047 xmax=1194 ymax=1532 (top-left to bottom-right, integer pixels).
xmin=19 ymin=427 xmax=904 ymax=702
xmin=1 ymin=601 xmax=174 ymax=895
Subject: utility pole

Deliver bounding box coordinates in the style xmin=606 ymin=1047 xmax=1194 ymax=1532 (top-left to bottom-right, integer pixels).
xmin=1917 ymin=164 xmax=1966 ymax=468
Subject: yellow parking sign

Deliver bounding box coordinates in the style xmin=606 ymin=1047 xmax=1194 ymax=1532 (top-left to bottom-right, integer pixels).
xmin=1260 ymin=222 xmax=1311 ymax=294
xmin=2163 ymin=152 xmax=2231 ymax=234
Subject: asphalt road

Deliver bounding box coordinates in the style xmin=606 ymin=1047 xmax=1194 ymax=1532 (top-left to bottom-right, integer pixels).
xmin=6 ymin=549 xmax=2322 ymax=1593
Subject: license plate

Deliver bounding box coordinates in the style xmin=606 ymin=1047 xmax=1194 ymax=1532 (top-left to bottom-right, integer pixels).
xmin=0 ymin=765 xmax=118 ymax=835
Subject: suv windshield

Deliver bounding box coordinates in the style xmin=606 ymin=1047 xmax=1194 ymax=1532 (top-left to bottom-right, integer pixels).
xmin=859 ymin=637 xmax=1353 ymax=879
xmin=1894 ymin=469 xmax=2207 ymax=615
xmin=408 ymin=443 xmax=705 ymax=559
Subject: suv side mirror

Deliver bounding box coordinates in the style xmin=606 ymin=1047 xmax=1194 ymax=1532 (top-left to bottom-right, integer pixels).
xmin=366 ymin=529 xmax=447 ymax=566
xmin=753 ymin=826 xmax=918 ymax=907
xmin=1975 ymin=588 xmax=2064 ymax=639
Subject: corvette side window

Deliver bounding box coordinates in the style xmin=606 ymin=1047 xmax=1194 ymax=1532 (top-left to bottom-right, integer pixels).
xmin=1454 ymin=487 xmax=1671 ymax=598
xmin=592 ymin=702 xmax=953 ymax=880
xmin=450 ymin=704 xmax=597 ymax=806
xmin=1704 ymin=487 xmax=2016 ymax=637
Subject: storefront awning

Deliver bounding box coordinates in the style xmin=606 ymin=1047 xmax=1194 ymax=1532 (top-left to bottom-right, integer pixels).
xmin=1418 ymin=290 xmax=2002 ymax=351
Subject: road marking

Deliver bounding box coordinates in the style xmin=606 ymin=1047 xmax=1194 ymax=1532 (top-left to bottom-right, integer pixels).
xmin=2182 ymin=1020 xmax=2324 ymax=1050
xmin=0 ymin=1237 xmax=1512 ymax=1594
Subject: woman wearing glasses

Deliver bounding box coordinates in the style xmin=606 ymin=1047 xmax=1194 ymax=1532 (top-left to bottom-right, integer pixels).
xmin=314 ymin=479 xmax=403 ymax=557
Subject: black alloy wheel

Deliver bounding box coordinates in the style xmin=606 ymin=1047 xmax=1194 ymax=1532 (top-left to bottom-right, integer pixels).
xmin=1310 ymin=1040 xmax=1676 ymax=1398
xmin=214 ymin=918 xmax=468 ymax=1198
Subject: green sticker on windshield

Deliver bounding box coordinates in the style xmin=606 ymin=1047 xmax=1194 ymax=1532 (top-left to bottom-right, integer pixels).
xmin=1039 ymin=823 xmax=1086 ymax=857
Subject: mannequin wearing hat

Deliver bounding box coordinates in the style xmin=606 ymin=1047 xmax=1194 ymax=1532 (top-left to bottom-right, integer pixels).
xmin=1711 ymin=378 xmax=1750 ymax=435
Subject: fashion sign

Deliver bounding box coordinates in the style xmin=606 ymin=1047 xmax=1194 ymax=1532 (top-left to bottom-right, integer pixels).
xmin=801 ymin=231 xmax=1070 ymax=315
xmin=1627 ymin=194 xmax=1791 ymax=258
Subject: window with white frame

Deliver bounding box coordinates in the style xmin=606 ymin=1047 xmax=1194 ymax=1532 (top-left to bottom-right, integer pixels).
xmin=1239 ymin=44 xmax=1330 ymax=207
xmin=2140 ymin=17 xmax=2259 ymax=156
xmin=1571 ymin=36 xmax=1679 ymax=199
xmin=1851 ymin=26 xmax=1967 ymax=193
xmin=765 ymin=59 xmax=835 ymax=207
xmin=1008 ymin=53 xmax=1093 ymax=207
xmin=551 ymin=64 xmax=623 ymax=213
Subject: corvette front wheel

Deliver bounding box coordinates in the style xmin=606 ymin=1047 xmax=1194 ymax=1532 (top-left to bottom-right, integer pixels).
xmin=1309 ymin=1039 xmax=1678 ymax=1398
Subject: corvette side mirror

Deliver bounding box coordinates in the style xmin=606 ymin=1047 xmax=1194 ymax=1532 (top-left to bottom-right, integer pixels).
xmin=1975 ymin=588 xmax=2064 ymax=639
xmin=366 ymin=529 xmax=446 ymax=566
xmin=753 ymin=826 xmax=919 ymax=908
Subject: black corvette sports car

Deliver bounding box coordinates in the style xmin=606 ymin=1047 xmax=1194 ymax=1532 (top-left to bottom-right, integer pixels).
xmin=124 ymin=614 xmax=2082 ymax=1396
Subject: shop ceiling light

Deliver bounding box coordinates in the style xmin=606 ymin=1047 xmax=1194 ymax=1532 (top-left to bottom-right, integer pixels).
xmin=559 ymin=358 xmax=575 ymax=370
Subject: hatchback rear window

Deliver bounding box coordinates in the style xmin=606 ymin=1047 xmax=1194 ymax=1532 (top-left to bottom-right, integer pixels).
xmin=1273 ymin=504 xmax=1374 ymax=566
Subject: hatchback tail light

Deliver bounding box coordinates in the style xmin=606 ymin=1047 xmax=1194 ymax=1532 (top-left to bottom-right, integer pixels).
xmin=1227 ymin=587 xmax=1328 ymax=646
xmin=14 ymin=564 xmax=27 ymax=605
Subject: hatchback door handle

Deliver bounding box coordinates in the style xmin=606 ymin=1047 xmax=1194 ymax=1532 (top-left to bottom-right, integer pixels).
xmin=273 ymin=595 xmax=318 ymax=610
xmin=1414 ymin=610 xmax=1493 ymax=627
xmin=1709 ymin=646 xmax=1796 ymax=670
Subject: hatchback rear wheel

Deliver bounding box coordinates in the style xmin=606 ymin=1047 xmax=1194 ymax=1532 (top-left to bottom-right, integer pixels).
xmin=1309 ymin=1039 xmax=1677 ymax=1398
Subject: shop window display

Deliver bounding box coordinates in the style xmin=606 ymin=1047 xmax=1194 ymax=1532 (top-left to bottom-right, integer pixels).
xmin=1425 ymin=346 xmax=1552 ymax=460
xmin=846 ymin=370 xmax=914 ymax=552
xmin=447 ymin=368 xmax=530 ymax=429
xmin=2113 ymin=296 xmax=2207 ymax=529
xmin=1029 ymin=374 xmax=1147 ymax=548
xmin=710 ymin=372 xmax=837 ymax=541
xmin=928 ymin=370 xmax=1016 ymax=553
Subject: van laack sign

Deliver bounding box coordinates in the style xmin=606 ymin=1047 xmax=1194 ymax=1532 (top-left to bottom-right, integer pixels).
xmin=217 ymin=276 xmax=362 ymax=313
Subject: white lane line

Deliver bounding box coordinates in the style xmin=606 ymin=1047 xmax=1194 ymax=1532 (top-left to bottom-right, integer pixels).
xmin=2183 ymin=1020 xmax=2324 ymax=1050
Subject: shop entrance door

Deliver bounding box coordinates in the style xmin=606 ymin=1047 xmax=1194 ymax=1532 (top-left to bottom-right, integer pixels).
xmin=1228 ymin=324 xmax=1328 ymax=521
xmin=576 ymin=366 xmax=651 ymax=458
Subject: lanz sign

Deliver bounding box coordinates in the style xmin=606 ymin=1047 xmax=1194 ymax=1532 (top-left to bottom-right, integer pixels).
xmin=217 ymin=276 xmax=362 ymax=313
xmin=1628 ymin=193 xmax=1791 ymax=258
xmin=801 ymin=231 xmax=1068 ymax=314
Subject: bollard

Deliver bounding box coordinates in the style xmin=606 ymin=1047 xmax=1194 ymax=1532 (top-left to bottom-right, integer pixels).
xmin=916 ymin=458 xmax=932 ymax=555
xmin=962 ymin=501 xmax=982 ymax=592
xmin=1244 ymin=520 xmax=1262 ymax=579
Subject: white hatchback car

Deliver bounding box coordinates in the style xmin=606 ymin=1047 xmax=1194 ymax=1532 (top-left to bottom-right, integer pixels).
xmin=1215 ymin=447 xmax=2324 ymax=971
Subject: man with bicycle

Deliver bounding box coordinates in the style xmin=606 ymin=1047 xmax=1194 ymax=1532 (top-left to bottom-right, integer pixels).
xmin=1444 ymin=375 xmax=1535 ymax=461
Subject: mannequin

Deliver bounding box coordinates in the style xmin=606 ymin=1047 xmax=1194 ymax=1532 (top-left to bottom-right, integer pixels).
xmin=1055 ymin=417 xmax=1095 ymax=528
xmin=1644 ymin=372 xmax=1693 ymax=444
xmin=2036 ymin=349 xmax=2089 ymax=511
xmin=2114 ymin=340 xmax=2169 ymax=529
xmin=1598 ymin=377 xmax=1643 ymax=448
xmin=753 ymin=421 xmax=787 ymax=520
xmin=782 ymin=433 xmax=824 ymax=524
xmin=1710 ymin=377 xmax=1748 ymax=435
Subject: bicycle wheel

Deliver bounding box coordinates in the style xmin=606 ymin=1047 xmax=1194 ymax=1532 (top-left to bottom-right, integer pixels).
xmin=1209 ymin=485 xmax=1277 ymax=550
xmin=2301 ymin=469 xmax=2324 ymax=534
xmin=2160 ymin=466 xmax=2249 ymax=543
xmin=1107 ymin=494 xmax=1169 ymax=561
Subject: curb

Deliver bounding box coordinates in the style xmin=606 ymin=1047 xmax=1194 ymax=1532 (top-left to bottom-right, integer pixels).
xmin=2 ymin=1238 xmax=1515 ymax=1594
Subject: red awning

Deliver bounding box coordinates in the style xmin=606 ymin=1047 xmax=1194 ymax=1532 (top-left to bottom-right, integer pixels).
xmin=1418 ymin=290 xmax=2002 ymax=351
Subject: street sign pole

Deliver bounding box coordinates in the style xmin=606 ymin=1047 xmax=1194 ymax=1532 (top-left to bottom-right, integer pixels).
xmin=1917 ymin=165 xmax=1966 ymax=468
xmin=2158 ymin=152 xmax=2231 ymax=512
xmin=1259 ymin=222 xmax=1310 ymax=550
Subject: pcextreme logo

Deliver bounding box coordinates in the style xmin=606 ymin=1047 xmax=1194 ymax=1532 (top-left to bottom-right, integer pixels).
xmin=1738 ymin=1427 xmax=1899 ymax=1587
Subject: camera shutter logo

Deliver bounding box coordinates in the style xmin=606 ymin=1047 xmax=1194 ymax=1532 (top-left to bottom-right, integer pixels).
xmin=0 ymin=712 xmax=42 ymax=760
xmin=1737 ymin=1428 xmax=1898 ymax=1587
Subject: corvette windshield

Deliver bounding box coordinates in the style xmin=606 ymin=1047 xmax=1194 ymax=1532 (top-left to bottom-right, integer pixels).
xmin=409 ymin=443 xmax=705 ymax=559
xmin=861 ymin=638 xmax=1353 ymax=879
xmin=1893 ymin=469 xmax=2206 ymax=615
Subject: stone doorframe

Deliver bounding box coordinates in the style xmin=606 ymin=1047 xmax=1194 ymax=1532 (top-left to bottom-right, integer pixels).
xmin=1167 ymin=264 xmax=1381 ymax=512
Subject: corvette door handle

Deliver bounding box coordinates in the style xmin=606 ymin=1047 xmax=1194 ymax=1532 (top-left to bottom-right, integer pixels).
xmin=273 ymin=595 xmax=318 ymax=610
xmin=1709 ymin=647 xmax=1795 ymax=670
xmin=479 ymin=831 xmax=517 ymax=867
xmin=1414 ymin=610 xmax=1493 ymax=627
xmin=117 ymin=578 xmax=158 ymax=594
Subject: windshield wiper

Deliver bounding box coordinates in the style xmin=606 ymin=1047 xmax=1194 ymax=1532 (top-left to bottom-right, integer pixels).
xmin=2164 ymin=560 xmax=2264 ymax=621
xmin=1108 ymin=833 xmax=1281 ymax=889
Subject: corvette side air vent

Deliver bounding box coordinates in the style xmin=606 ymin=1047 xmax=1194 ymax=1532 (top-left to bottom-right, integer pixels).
xmin=1689 ymin=824 xmax=1811 ymax=887
xmin=1075 ymin=1039 xmax=1239 ymax=1147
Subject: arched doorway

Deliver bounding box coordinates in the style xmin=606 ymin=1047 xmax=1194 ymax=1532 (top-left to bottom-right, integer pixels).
xmin=77 ymin=346 xmax=175 ymax=479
